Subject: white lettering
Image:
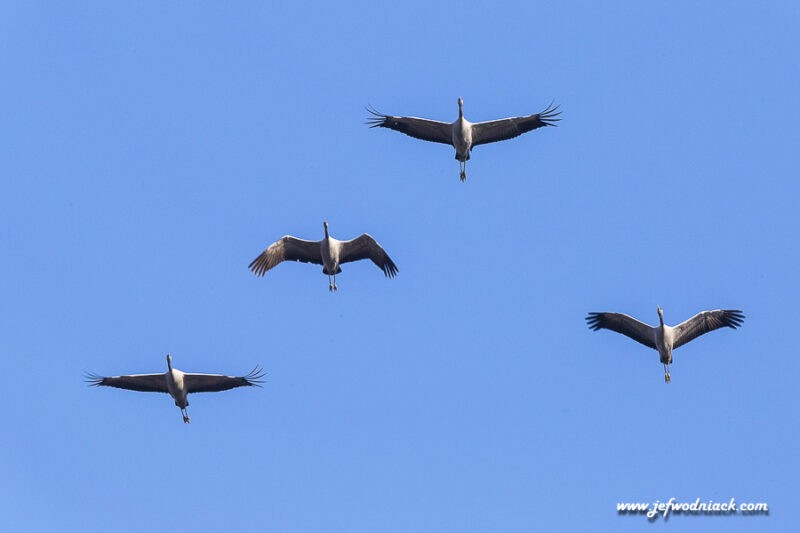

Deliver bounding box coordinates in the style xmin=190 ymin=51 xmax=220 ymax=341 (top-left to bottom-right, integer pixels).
xmin=617 ymin=498 xmax=767 ymax=520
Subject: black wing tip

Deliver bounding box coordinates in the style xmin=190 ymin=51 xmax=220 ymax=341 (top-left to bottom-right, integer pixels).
xmin=723 ymin=309 xmax=745 ymax=328
xmin=248 ymin=255 xmax=268 ymax=277
xmin=244 ymin=366 xmax=266 ymax=387
xmin=365 ymin=105 xmax=389 ymax=128
xmin=383 ymin=258 xmax=399 ymax=278
xmin=539 ymin=101 xmax=562 ymax=126
xmin=83 ymin=371 xmax=105 ymax=386
xmin=584 ymin=311 xmax=605 ymax=331
xmin=585 ymin=312 xmax=603 ymax=330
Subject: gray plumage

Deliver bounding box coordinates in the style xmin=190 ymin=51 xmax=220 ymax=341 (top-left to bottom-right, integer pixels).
xmin=367 ymin=97 xmax=560 ymax=181
xmin=85 ymin=354 xmax=264 ymax=423
xmin=249 ymin=221 xmax=398 ymax=291
xmin=586 ymin=307 xmax=744 ymax=383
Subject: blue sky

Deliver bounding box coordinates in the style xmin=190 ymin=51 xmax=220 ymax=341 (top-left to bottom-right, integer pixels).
xmin=1 ymin=1 xmax=797 ymax=531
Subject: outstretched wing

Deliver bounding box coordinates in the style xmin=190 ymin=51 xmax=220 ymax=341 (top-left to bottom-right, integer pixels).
xmin=585 ymin=312 xmax=657 ymax=349
xmin=366 ymin=106 xmax=453 ymax=145
xmin=672 ymin=310 xmax=745 ymax=350
xmin=471 ymin=102 xmax=560 ymax=147
xmin=85 ymin=372 xmax=169 ymax=393
xmin=249 ymin=236 xmax=323 ymax=277
xmin=184 ymin=367 xmax=265 ymax=393
xmin=338 ymin=234 xmax=398 ymax=278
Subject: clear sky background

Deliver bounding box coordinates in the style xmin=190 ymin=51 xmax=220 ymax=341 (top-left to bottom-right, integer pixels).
xmin=1 ymin=1 xmax=797 ymax=531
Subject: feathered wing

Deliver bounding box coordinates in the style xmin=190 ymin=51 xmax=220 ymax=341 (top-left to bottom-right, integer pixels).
xmin=85 ymin=372 xmax=169 ymax=393
xmin=183 ymin=367 xmax=265 ymax=393
xmin=672 ymin=310 xmax=745 ymax=349
xmin=249 ymin=236 xmax=323 ymax=277
xmin=366 ymin=107 xmax=453 ymax=145
xmin=471 ymin=102 xmax=561 ymax=147
xmin=585 ymin=312 xmax=657 ymax=349
xmin=338 ymin=234 xmax=398 ymax=278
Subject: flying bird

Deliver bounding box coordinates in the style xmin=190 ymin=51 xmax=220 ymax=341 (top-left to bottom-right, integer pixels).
xmin=85 ymin=354 xmax=264 ymax=423
xmin=367 ymin=97 xmax=560 ymax=181
xmin=249 ymin=221 xmax=398 ymax=291
xmin=586 ymin=307 xmax=744 ymax=383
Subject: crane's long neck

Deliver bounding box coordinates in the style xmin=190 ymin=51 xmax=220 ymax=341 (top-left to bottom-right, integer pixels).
xmin=166 ymin=354 xmax=173 ymax=372
xmin=323 ymin=224 xmax=329 ymax=239
xmin=458 ymin=99 xmax=463 ymax=119
xmin=657 ymin=309 xmax=665 ymax=327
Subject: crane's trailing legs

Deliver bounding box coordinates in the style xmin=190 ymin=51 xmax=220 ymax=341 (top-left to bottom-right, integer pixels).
xmin=327 ymin=274 xmax=338 ymax=292
xmin=663 ymin=363 xmax=671 ymax=383
xmin=459 ymin=161 xmax=467 ymax=182
xmin=180 ymin=407 xmax=191 ymax=423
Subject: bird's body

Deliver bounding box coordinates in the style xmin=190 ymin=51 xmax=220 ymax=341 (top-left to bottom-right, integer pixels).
xmin=165 ymin=365 xmax=188 ymax=415
xmin=86 ymin=354 xmax=264 ymax=423
xmin=586 ymin=307 xmax=744 ymax=382
xmin=654 ymin=324 xmax=674 ymax=367
xmin=367 ymin=97 xmax=560 ymax=181
xmin=249 ymin=221 xmax=397 ymax=291
xmin=451 ymin=110 xmax=473 ymax=166
xmin=320 ymin=233 xmax=341 ymax=276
